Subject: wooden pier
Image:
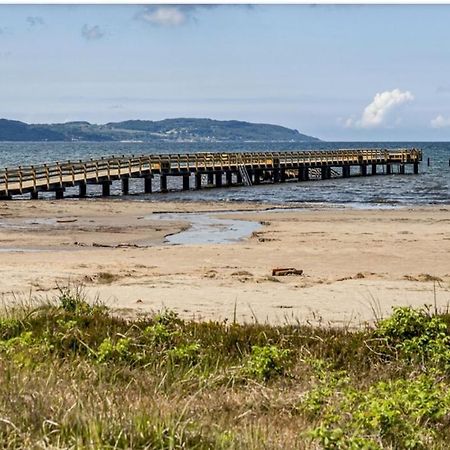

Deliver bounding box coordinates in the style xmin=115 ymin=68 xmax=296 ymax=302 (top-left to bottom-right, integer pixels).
xmin=0 ymin=148 xmax=422 ymax=200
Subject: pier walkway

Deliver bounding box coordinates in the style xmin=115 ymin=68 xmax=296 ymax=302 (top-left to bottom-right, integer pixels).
xmin=0 ymin=148 xmax=422 ymax=199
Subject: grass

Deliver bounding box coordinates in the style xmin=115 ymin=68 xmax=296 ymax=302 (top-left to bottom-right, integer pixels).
xmin=1 ymin=288 xmax=450 ymax=449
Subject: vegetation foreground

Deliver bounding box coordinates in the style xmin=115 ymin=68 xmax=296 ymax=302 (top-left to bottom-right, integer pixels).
xmin=1 ymin=289 xmax=450 ymax=449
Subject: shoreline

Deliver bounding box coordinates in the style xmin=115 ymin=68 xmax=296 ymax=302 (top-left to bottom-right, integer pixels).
xmin=0 ymin=199 xmax=449 ymax=326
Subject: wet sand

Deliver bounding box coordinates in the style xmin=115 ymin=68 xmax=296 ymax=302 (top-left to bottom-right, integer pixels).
xmin=0 ymin=199 xmax=449 ymax=326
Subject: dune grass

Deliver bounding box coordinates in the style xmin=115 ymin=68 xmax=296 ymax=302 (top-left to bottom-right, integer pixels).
xmin=1 ymin=287 xmax=450 ymax=449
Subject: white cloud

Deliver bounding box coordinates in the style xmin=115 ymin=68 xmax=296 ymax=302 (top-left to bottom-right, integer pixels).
xmin=345 ymin=89 xmax=414 ymax=129
xmin=137 ymin=6 xmax=189 ymax=27
xmin=430 ymin=115 xmax=450 ymax=129
xmin=81 ymin=24 xmax=104 ymax=41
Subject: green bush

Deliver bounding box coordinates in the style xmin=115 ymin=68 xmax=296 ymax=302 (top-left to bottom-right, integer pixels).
xmin=309 ymin=375 xmax=450 ymax=449
xmin=0 ymin=318 xmax=22 ymax=340
xmin=97 ymin=337 xmax=134 ymax=363
xmin=244 ymin=345 xmax=290 ymax=380
xmin=168 ymin=343 xmax=201 ymax=366
xmin=374 ymin=306 xmax=450 ymax=367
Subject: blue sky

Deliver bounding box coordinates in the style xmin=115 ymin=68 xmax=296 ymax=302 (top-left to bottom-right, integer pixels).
xmin=1 ymin=4 xmax=450 ymax=140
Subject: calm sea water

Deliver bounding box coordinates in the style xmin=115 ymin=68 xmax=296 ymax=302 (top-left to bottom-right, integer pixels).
xmin=0 ymin=141 xmax=448 ymax=207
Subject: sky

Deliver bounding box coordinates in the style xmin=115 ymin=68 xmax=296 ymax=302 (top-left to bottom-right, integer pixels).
xmin=1 ymin=4 xmax=450 ymax=141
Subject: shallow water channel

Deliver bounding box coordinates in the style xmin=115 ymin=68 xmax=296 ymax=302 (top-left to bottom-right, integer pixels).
xmin=148 ymin=212 xmax=262 ymax=245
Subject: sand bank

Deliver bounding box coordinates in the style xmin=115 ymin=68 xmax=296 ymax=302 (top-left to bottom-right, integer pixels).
xmin=0 ymin=199 xmax=449 ymax=326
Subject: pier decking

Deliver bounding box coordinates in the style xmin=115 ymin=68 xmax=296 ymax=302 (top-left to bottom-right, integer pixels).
xmin=0 ymin=148 xmax=422 ymax=199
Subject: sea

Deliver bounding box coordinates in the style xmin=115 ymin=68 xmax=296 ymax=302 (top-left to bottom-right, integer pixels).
xmin=0 ymin=141 xmax=448 ymax=208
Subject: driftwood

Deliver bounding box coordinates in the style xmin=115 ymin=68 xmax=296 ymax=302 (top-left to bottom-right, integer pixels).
xmin=56 ymin=218 xmax=78 ymax=223
xmin=92 ymin=242 xmax=144 ymax=248
xmin=272 ymin=268 xmax=303 ymax=277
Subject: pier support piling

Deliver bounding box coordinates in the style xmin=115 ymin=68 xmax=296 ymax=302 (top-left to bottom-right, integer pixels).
xmin=160 ymin=174 xmax=168 ymax=193
xmin=280 ymin=168 xmax=286 ymax=183
xmin=182 ymin=174 xmax=190 ymax=191
xmin=273 ymin=168 xmax=280 ymax=183
xmin=236 ymin=171 xmax=243 ymax=184
xmin=55 ymin=188 xmax=64 ymax=200
xmin=253 ymin=169 xmax=261 ymax=185
xmin=342 ymin=166 xmax=350 ymax=178
xmin=122 ymin=177 xmax=129 ymax=195
xmin=144 ymin=176 xmax=152 ymax=194
xmin=215 ymin=172 xmax=222 ymax=188
xmin=226 ymin=170 xmax=233 ymax=186
xmin=360 ymin=165 xmax=367 ymax=176
xmin=79 ymin=182 xmax=87 ymax=198
xmin=298 ymin=166 xmax=309 ymax=181
xmin=399 ymin=164 xmax=405 ymax=175
xmin=31 ymin=191 xmax=38 ymax=200
xmin=372 ymin=164 xmax=377 ymax=175
xmin=207 ymin=172 xmax=214 ymax=185
xmin=386 ymin=164 xmax=392 ymax=175
xmin=321 ymin=166 xmax=331 ymax=180
xmin=102 ymin=181 xmax=110 ymax=197
xmin=414 ymin=162 xmax=419 ymax=174
xmin=195 ymin=173 xmax=202 ymax=190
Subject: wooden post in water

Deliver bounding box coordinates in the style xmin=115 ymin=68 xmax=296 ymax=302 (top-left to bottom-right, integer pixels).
xmin=144 ymin=176 xmax=152 ymax=194
xmin=30 ymin=191 xmax=38 ymax=200
xmin=386 ymin=164 xmax=391 ymax=175
xmin=102 ymin=181 xmax=110 ymax=197
xmin=342 ymin=166 xmax=350 ymax=178
xmin=215 ymin=172 xmax=222 ymax=187
xmin=236 ymin=171 xmax=242 ymax=184
xmin=207 ymin=172 xmax=214 ymax=185
xmin=399 ymin=164 xmax=405 ymax=175
xmin=79 ymin=182 xmax=87 ymax=198
xmin=372 ymin=164 xmax=377 ymax=175
xmin=273 ymin=168 xmax=280 ymax=183
xmin=303 ymin=167 xmax=310 ymax=181
xmin=160 ymin=175 xmax=168 ymax=193
xmin=55 ymin=187 xmax=64 ymax=199
xmin=195 ymin=173 xmax=202 ymax=190
xmin=225 ymin=170 xmax=233 ymax=186
xmin=414 ymin=162 xmax=419 ymax=174
xmin=122 ymin=177 xmax=129 ymax=195
xmin=253 ymin=169 xmax=261 ymax=185
xmin=182 ymin=174 xmax=190 ymax=191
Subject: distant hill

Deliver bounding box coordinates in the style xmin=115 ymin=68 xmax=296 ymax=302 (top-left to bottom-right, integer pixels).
xmin=0 ymin=118 xmax=320 ymax=142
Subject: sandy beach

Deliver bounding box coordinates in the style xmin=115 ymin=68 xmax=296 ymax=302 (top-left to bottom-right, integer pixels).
xmin=0 ymin=199 xmax=449 ymax=326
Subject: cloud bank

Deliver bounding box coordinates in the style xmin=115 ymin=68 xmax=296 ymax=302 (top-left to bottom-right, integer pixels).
xmin=346 ymin=89 xmax=414 ymax=129
xmin=81 ymin=24 xmax=104 ymax=41
xmin=430 ymin=115 xmax=450 ymax=129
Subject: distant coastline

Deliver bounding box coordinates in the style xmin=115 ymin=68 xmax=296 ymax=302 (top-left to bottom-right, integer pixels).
xmin=0 ymin=117 xmax=320 ymax=143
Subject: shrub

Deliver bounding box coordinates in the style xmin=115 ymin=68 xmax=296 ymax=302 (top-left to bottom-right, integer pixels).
xmin=309 ymin=375 xmax=450 ymax=449
xmin=244 ymin=345 xmax=290 ymax=380
xmin=374 ymin=306 xmax=450 ymax=367
xmin=0 ymin=318 xmax=22 ymax=340
xmin=97 ymin=337 xmax=134 ymax=363
xmin=168 ymin=343 xmax=201 ymax=366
